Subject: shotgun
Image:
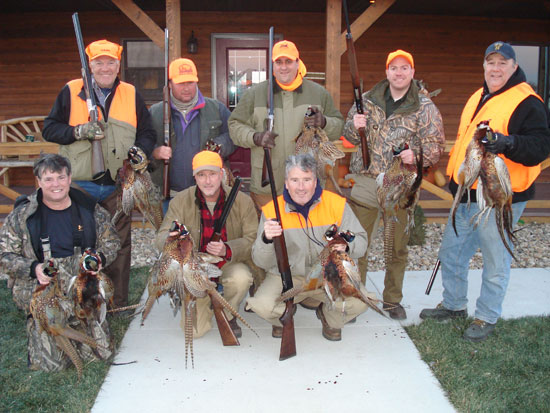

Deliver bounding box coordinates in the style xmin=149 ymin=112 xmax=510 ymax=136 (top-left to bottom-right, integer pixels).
xmin=72 ymin=13 xmax=106 ymax=180
xmin=343 ymin=0 xmax=370 ymax=172
xmin=260 ymin=26 xmax=275 ymax=188
xmin=425 ymin=259 xmax=441 ymax=295
xmin=162 ymin=28 xmax=171 ymax=200
xmin=208 ymin=177 xmax=243 ymax=346
xmin=264 ymin=149 xmax=296 ymax=361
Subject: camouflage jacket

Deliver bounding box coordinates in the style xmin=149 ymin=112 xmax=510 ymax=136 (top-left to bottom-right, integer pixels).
xmin=344 ymin=79 xmax=445 ymax=178
xmin=0 ymin=188 xmax=120 ymax=312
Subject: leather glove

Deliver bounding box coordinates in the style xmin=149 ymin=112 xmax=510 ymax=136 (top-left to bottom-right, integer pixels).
xmin=74 ymin=120 xmax=105 ymax=141
xmin=253 ymin=131 xmax=278 ymax=149
xmin=304 ymin=106 xmax=326 ymax=128
xmin=482 ymin=132 xmax=515 ymax=155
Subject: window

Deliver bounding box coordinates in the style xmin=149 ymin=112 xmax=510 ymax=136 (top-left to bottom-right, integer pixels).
xmin=512 ymin=43 xmax=550 ymax=106
xmin=122 ymin=39 xmax=164 ymax=105
xmin=227 ymin=49 xmax=267 ymax=110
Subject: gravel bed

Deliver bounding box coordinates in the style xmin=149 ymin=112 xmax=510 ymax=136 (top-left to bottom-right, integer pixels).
xmin=131 ymin=222 xmax=550 ymax=271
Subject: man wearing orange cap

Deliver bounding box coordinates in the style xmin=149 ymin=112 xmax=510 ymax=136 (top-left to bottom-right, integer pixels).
xmin=343 ymin=49 xmax=445 ymax=320
xmin=149 ymin=58 xmax=234 ymax=208
xmin=155 ymin=151 xmax=257 ymax=338
xmin=229 ymin=40 xmax=344 ymax=212
xmin=43 ymin=39 xmax=156 ymax=308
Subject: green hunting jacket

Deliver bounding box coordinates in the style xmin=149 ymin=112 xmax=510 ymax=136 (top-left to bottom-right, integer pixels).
xmin=228 ymin=79 xmax=344 ymax=195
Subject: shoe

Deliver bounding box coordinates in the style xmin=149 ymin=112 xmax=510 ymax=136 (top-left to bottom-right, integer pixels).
xmin=272 ymin=325 xmax=283 ymax=338
xmin=419 ymin=303 xmax=467 ymax=321
xmin=383 ymin=302 xmax=407 ymax=320
xmin=463 ymin=319 xmax=496 ymax=342
xmin=299 ymin=297 xmax=320 ymax=310
xmin=315 ymin=305 xmax=341 ymax=341
xmin=228 ymin=317 xmax=242 ymax=338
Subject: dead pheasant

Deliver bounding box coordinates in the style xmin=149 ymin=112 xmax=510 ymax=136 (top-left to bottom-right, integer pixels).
xmin=29 ymin=260 xmax=100 ymax=379
xmin=295 ymin=107 xmax=345 ymax=195
xmin=473 ymin=122 xmax=515 ymax=258
xmin=69 ymin=249 xmax=109 ymax=327
xmin=113 ymin=146 xmax=163 ymax=230
xmin=141 ymin=222 xmax=257 ymax=368
xmin=376 ymin=144 xmax=423 ymax=268
xmin=450 ymin=122 xmax=485 ymax=235
xmin=205 ymin=139 xmax=236 ymax=187
xmin=280 ymin=224 xmax=385 ymax=318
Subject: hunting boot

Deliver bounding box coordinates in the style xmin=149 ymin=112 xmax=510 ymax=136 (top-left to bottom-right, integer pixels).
xmin=420 ymin=303 xmax=467 ymax=321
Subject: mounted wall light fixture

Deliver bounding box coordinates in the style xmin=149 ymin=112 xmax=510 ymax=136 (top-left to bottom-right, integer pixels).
xmin=187 ymin=31 xmax=198 ymax=54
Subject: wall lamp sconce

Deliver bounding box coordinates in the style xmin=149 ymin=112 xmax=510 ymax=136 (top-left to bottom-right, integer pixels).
xmin=187 ymin=31 xmax=198 ymax=54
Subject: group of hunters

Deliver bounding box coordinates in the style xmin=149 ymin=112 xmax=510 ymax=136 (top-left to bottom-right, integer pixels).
xmin=0 ymin=33 xmax=549 ymax=373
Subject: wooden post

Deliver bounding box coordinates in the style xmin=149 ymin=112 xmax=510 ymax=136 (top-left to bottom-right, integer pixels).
xmin=325 ymin=0 xmax=342 ymax=109
xmin=166 ymin=0 xmax=181 ymax=60
xmin=336 ymin=0 xmax=396 ymax=56
xmin=111 ymin=0 xmax=164 ymax=48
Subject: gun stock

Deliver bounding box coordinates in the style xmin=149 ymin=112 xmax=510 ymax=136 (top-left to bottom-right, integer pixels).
xmin=162 ymin=28 xmax=171 ymax=200
xmin=264 ymin=146 xmax=296 ymax=360
xmin=72 ymin=13 xmax=106 ymax=180
xmin=425 ymin=259 xmax=440 ymax=295
xmin=343 ymin=0 xmax=370 ymax=171
xmin=208 ymin=290 xmax=239 ymax=346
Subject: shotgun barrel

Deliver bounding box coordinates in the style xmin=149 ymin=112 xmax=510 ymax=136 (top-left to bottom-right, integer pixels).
xmin=72 ymin=13 xmax=106 ymax=180
xmin=343 ymin=0 xmax=370 ymax=171
xmin=260 ymin=26 xmax=275 ymax=188
xmin=162 ymin=28 xmax=171 ymax=200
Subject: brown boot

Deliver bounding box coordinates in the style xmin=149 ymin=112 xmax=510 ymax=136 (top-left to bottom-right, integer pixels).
xmin=315 ymin=305 xmax=341 ymax=341
xmin=228 ymin=317 xmax=242 ymax=338
xmin=383 ymin=302 xmax=407 ymax=320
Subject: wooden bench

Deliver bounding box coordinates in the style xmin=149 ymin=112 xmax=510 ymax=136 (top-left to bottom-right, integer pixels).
xmin=0 ymin=116 xmax=59 ymax=213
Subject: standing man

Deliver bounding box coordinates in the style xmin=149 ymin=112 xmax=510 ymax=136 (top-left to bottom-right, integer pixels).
xmin=420 ymin=42 xmax=550 ymax=341
xmin=149 ymin=58 xmax=234 ymax=207
xmin=155 ymin=151 xmax=257 ymax=338
xmin=43 ymin=39 xmax=156 ymax=308
xmin=0 ymin=154 xmax=120 ymax=371
xmin=248 ymin=154 xmax=371 ymax=341
xmin=344 ymin=49 xmax=445 ymax=320
xmin=229 ymin=40 xmax=344 ymax=213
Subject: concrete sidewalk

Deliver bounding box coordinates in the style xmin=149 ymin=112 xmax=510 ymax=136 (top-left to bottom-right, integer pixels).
xmin=92 ymin=268 xmax=550 ymax=413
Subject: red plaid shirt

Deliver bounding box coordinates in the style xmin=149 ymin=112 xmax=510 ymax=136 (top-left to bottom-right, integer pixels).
xmin=197 ymin=187 xmax=232 ymax=268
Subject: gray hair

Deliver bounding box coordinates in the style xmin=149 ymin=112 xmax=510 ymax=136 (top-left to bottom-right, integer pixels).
xmin=284 ymin=153 xmax=317 ymax=179
xmin=33 ymin=153 xmax=72 ymax=179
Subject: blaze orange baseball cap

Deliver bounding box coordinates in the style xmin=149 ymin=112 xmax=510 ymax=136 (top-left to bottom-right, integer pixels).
xmin=85 ymin=40 xmax=123 ymax=61
xmin=169 ymin=58 xmax=199 ymax=83
xmin=272 ymin=40 xmax=300 ymax=61
xmin=192 ymin=151 xmax=222 ymax=176
xmin=386 ymin=49 xmax=414 ymax=69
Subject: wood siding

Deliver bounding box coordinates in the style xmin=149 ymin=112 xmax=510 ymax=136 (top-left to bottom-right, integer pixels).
xmin=1 ymin=10 xmax=549 ymax=185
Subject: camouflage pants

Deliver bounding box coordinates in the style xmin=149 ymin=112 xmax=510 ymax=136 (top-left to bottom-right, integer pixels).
xmin=27 ymin=316 xmax=113 ymax=373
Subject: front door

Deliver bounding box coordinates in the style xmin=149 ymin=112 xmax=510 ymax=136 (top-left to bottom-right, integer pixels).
xmin=213 ymin=34 xmax=281 ymax=178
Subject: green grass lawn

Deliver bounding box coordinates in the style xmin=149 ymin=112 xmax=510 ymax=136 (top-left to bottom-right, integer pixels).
xmin=406 ymin=316 xmax=550 ymax=412
xmin=0 ymin=267 xmax=149 ymax=413
xmin=2 ymin=269 xmax=549 ymax=412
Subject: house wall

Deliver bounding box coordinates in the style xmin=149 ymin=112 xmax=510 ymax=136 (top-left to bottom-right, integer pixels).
xmin=1 ymin=10 xmax=549 ymax=184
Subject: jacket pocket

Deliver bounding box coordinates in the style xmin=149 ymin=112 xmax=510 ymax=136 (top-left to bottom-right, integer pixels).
xmin=208 ymin=120 xmax=222 ymax=139
xmin=59 ymin=140 xmax=92 ymax=180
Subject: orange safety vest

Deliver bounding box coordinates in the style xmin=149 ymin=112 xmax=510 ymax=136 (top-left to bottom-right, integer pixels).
xmin=447 ymin=82 xmax=543 ymax=192
xmin=62 ymin=79 xmax=138 ymax=180
xmin=262 ymin=190 xmax=347 ymax=229
xmin=67 ymin=79 xmax=137 ymax=127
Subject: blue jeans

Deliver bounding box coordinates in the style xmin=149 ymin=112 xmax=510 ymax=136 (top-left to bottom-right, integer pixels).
xmin=74 ymin=180 xmax=116 ymax=203
xmin=438 ymin=201 xmax=526 ymax=324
